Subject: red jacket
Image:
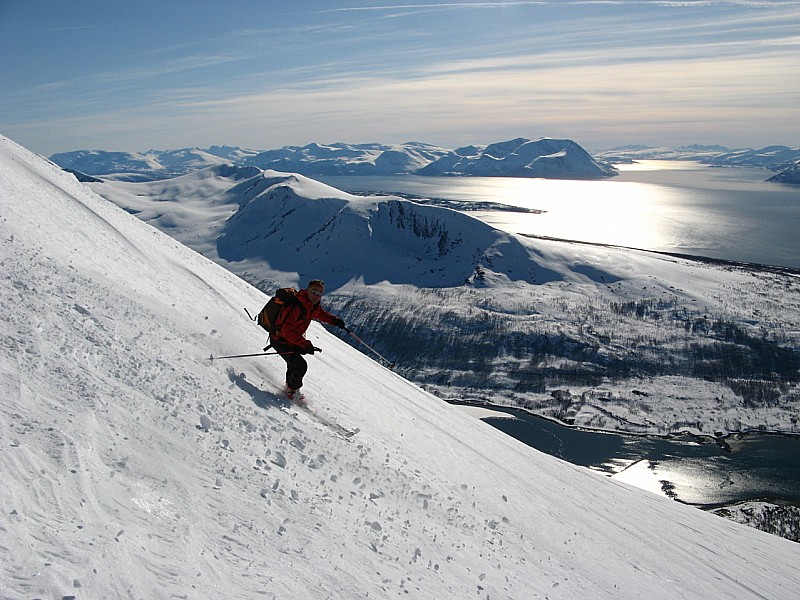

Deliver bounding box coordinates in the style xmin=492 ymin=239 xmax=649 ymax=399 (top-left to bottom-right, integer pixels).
xmin=272 ymin=289 xmax=339 ymax=350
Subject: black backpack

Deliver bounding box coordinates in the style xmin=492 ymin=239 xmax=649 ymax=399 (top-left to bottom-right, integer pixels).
xmin=257 ymin=287 xmax=301 ymax=334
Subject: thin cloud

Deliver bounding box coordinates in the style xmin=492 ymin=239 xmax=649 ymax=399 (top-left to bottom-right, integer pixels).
xmin=10 ymin=38 xmax=797 ymax=152
xmin=31 ymin=24 xmax=98 ymax=33
xmin=5 ymin=0 xmax=798 ymax=154
xmin=147 ymin=47 xmax=797 ymax=144
xmin=325 ymin=1 xmax=799 ymax=12
xmin=22 ymin=52 xmax=244 ymax=98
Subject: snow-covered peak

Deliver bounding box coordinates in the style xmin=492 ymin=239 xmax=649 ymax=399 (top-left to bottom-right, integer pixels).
xmin=420 ymin=137 xmax=618 ymax=179
xmin=89 ymin=165 xmax=564 ymax=290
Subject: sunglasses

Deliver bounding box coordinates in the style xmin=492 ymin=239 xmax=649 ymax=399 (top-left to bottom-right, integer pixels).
xmin=308 ymin=289 xmax=323 ymax=297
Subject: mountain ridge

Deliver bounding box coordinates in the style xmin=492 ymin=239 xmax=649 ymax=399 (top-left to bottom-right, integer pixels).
xmin=51 ymin=137 xmax=619 ymax=181
xmin=51 ymin=139 xmax=800 ymax=183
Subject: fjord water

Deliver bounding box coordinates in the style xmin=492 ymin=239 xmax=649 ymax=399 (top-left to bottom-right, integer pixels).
xmin=320 ymin=160 xmax=800 ymax=269
xmin=477 ymin=406 xmax=800 ymax=506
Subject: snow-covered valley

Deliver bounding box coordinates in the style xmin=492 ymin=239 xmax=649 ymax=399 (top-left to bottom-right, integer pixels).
xmin=3 ymin=136 xmax=800 ymax=598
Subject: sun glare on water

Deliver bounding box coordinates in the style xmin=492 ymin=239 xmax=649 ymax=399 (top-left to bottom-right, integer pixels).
xmin=470 ymin=177 xmax=674 ymax=251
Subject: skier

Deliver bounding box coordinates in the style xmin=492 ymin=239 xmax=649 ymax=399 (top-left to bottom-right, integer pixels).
xmin=269 ymin=279 xmax=346 ymax=401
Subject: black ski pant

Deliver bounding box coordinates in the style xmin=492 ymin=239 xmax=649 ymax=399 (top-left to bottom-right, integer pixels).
xmin=270 ymin=338 xmax=308 ymax=390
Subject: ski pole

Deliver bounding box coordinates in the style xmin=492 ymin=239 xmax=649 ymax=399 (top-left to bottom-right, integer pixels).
xmin=209 ymin=347 xmax=322 ymax=361
xmin=209 ymin=351 xmax=284 ymax=361
xmin=345 ymin=329 xmax=395 ymax=369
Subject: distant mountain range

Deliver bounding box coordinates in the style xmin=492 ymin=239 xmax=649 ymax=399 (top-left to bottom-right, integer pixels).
xmin=50 ymin=137 xmax=617 ymax=182
xmin=595 ymin=144 xmax=800 ymax=182
xmin=49 ymin=145 xmax=260 ymax=182
xmin=50 ymin=139 xmax=800 ymax=183
xmin=242 ymin=141 xmax=450 ymax=177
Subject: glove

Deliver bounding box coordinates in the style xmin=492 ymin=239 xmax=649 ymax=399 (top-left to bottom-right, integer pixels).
xmin=303 ymin=343 xmax=316 ymax=355
xmin=333 ymin=317 xmax=346 ymax=329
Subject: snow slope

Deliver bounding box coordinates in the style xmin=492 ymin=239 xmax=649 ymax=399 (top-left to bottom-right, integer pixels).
xmin=2 ymin=135 xmax=800 ymax=599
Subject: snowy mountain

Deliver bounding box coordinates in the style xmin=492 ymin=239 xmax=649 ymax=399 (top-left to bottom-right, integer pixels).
xmin=596 ymin=144 xmax=800 ymax=177
xmin=48 ymin=141 xmax=452 ymax=180
xmin=49 ymin=148 xmax=163 ymax=180
xmin=85 ymin=163 xmax=556 ymax=289
xmin=594 ymin=144 xmax=736 ymax=162
xmin=768 ymin=160 xmax=800 ymax=183
xmin=87 ymin=164 xmax=800 ymax=439
xmin=706 ymin=145 xmax=800 ymax=170
xmin=242 ymin=141 xmax=452 ymax=176
xmin=49 ymin=145 xmax=261 ymax=181
xmin=419 ymin=137 xmax=618 ymax=179
xmin=3 ymin=135 xmax=800 ymax=600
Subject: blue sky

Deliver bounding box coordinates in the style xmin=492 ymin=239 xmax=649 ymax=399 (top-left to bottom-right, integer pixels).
xmin=1 ymin=0 xmax=798 ymax=155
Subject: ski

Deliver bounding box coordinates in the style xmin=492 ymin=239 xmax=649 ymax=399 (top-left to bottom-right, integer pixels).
xmin=279 ymin=392 xmax=358 ymax=442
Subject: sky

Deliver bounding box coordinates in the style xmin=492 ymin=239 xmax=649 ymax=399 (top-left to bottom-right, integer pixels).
xmin=1 ymin=0 xmax=799 ymax=156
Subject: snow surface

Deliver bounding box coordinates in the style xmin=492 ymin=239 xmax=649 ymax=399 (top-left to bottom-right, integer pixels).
xmin=2 ymin=134 xmax=800 ymax=599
